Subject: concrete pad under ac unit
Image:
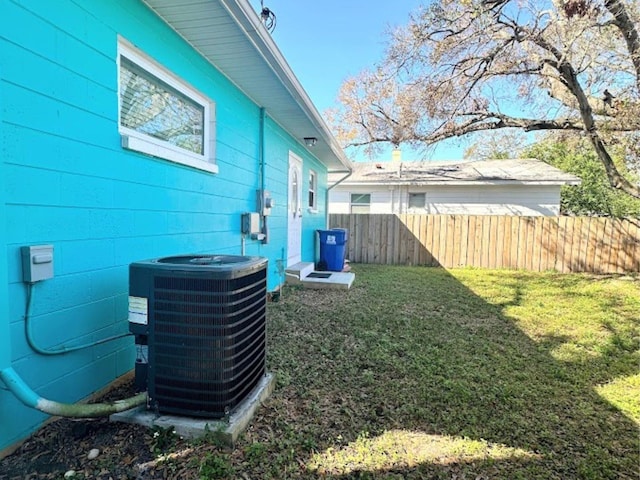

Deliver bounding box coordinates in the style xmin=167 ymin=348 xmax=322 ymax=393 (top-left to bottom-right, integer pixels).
xmin=110 ymin=373 xmax=275 ymax=447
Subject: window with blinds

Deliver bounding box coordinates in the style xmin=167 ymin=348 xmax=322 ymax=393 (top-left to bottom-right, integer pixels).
xmin=117 ymin=39 xmax=217 ymax=173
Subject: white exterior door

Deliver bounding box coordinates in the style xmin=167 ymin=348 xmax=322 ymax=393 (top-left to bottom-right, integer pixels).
xmin=287 ymin=152 xmax=303 ymax=266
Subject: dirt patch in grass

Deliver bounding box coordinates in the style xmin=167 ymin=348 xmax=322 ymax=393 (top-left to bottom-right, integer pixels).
xmin=1 ymin=265 xmax=638 ymax=479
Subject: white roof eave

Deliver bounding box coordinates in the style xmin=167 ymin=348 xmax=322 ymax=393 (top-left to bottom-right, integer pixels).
xmin=143 ymin=0 xmax=352 ymax=173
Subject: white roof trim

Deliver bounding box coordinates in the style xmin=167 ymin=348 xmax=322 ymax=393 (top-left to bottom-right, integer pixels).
xmin=142 ymin=0 xmax=352 ymax=173
xmin=329 ymin=159 xmax=581 ymax=186
xmin=344 ymin=180 xmax=582 ymax=186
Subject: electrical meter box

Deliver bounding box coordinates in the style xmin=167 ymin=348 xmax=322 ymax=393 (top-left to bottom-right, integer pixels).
xmin=21 ymin=245 xmax=54 ymax=282
xmin=257 ymin=190 xmax=274 ymax=216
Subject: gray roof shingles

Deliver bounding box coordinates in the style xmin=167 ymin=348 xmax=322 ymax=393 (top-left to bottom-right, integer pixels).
xmin=330 ymin=158 xmax=581 ymax=186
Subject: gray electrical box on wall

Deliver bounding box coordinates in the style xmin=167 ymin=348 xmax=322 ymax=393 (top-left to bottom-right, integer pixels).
xmin=241 ymin=212 xmax=260 ymax=235
xmin=257 ymin=190 xmax=274 ymax=216
xmin=21 ymin=245 xmax=54 ymax=282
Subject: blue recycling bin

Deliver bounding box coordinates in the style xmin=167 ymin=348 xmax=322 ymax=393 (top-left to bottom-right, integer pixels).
xmin=332 ymin=228 xmax=349 ymax=244
xmin=317 ymin=229 xmax=348 ymax=271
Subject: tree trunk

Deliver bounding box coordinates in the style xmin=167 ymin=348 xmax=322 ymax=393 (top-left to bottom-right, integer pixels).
xmin=559 ymin=62 xmax=640 ymax=198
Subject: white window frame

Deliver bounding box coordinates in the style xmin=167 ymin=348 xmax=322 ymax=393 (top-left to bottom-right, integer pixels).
xmin=350 ymin=193 xmax=371 ymax=214
xmin=308 ymin=169 xmax=318 ymax=212
xmin=408 ymin=192 xmax=426 ymax=212
xmin=117 ymin=38 xmax=218 ymax=174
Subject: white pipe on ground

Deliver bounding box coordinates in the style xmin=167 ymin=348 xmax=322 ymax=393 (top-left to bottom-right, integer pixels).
xmin=0 ymin=367 xmax=146 ymax=418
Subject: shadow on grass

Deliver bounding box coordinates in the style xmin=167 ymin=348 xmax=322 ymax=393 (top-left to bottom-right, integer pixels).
xmin=258 ymin=265 xmax=639 ymax=479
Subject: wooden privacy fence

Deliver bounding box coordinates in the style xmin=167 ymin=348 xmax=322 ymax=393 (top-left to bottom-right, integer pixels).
xmin=329 ymin=214 xmax=640 ymax=274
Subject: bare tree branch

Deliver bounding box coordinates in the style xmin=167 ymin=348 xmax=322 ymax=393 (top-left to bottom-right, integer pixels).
xmin=604 ymin=0 xmax=640 ymax=90
xmin=329 ymin=0 xmax=640 ymax=198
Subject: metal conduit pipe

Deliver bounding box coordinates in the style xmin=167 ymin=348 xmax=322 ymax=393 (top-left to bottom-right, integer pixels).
xmin=259 ymin=107 xmax=269 ymax=244
xmin=24 ymin=283 xmax=132 ymax=356
xmin=0 ymin=281 xmax=145 ymax=418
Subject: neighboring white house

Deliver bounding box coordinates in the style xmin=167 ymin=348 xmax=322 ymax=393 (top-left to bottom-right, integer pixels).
xmin=328 ymin=157 xmax=581 ymax=216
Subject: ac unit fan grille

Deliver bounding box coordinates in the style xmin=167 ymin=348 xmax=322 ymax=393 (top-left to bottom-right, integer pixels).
xmin=148 ymin=267 xmax=267 ymax=417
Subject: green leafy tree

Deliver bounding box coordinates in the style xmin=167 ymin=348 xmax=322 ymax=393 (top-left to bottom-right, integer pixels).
xmin=526 ymin=139 xmax=640 ymax=217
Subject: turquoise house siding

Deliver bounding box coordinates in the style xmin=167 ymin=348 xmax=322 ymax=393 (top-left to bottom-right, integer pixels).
xmin=0 ymin=0 xmax=331 ymax=452
xmin=0 ymin=61 xmax=10 ymax=373
xmin=301 ymin=158 xmax=329 ymax=261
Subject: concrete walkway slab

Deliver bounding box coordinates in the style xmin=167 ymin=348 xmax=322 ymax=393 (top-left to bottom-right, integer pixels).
xmin=299 ymin=271 xmax=355 ymax=289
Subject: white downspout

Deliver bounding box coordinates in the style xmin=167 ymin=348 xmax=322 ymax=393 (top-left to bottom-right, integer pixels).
xmin=326 ymin=170 xmax=352 ymax=229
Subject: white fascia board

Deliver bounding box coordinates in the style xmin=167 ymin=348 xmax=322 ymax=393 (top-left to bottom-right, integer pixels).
xmin=215 ymin=0 xmax=352 ymax=172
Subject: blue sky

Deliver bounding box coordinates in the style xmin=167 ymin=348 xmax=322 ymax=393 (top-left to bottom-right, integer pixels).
xmin=249 ymin=0 xmax=467 ymax=162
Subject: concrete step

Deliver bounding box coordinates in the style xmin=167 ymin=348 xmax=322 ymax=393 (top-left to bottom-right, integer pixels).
xmin=299 ymin=271 xmax=355 ymax=290
xmin=285 ymin=261 xmax=355 ymax=290
xmin=285 ymin=262 xmax=315 ymax=284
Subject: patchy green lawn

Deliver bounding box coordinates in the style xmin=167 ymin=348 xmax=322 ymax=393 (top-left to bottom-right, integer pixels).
xmin=3 ymin=265 xmax=638 ymax=479
xmin=250 ymin=265 xmax=639 ymax=479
